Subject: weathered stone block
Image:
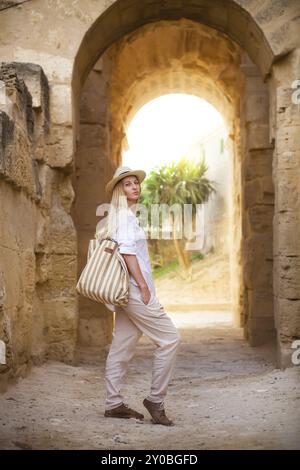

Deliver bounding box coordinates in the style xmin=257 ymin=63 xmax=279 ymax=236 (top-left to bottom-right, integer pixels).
xmin=244 ymin=179 xmax=261 ymax=208
xmin=43 ymin=297 xmax=78 ymax=362
xmin=50 ymin=84 xmax=72 ymax=126
xmin=247 ymin=316 xmax=276 ymax=346
xmin=248 ymin=290 xmax=274 ymax=318
xmin=277 ymin=126 xmax=300 ymax=153
xmin=57 ymin=175 xmax=75 ymax=214
xmin=0 ymin=110 xmax=14 ymax=149
xmin=0 ymin=62 xmax=34 ymax=136
xmin=44 ymin=299 xmax=77 ymax=333
xmin=243 ymin=233 xmax=273 ymax=291
xmin=245 ymin=92 xmax=269 ymax=122
xmin=276 ymin=340 xmax=293 ymax=369
xmin=277 ymin=150 xmax=300 ymax=171
xmin=0 ymin=1 xmax=24 ymax=11
xmin=35 ymin=252 xmax=51 ymax=285
xmin=49 ymin=205 xmax=77 ymax=255
xmin=30 ymin=294 xmax=47 ymax=365
xmin=247 ymin=204 xmax=274 ymax=234
xmin=23 ymin=249 xmax=36 ymax=305
xmin=277 ymin=102 xmax=300 ymax=128
xmin=273 ymin=211 xmax=300 ymax=257
xmin=4 ymin=62 xmax=50 ymax=134
xmin=277 ymin=298 xmax=300 ymax=338
xmin=245 ymin=148 xmax=273 ymax=181
xmin=46 ymin=125 xmax=73 ymax=172
xmin=244 ymin=257 xmax=273 ymax=291
xmin=276 ymin=86 xmax=293 ymax=111
xmin=244 ymin=177 xmax=274 ymax=209
xmin=36 ymin=163 xmax=54 ymax=210
xmin=247 ymin=123 xmax=271 ymax=150
xmin=80 ymin=74 xmax=109 ymax=125
xmin=45 ymin=253 xmax=77 ymax=298
xmin=78 ymin=123 xmax=108 ymax=152
xmin=78 ymin=316 xmax=113 ymax=347
xmin=276 ymin=256 xmax=300 ymax=300
xmin=0 ymin=64 xmax=48 ymax=200
xmin=277 ymin=168 xmax=300 ymax=212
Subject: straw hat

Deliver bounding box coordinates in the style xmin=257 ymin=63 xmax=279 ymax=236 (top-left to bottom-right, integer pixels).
xmin=105 ymin=165 xmax=146 ymax=199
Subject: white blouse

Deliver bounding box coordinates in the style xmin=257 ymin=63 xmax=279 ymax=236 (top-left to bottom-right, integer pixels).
xmin=114 ymin=208 xmax=156 ymax=295
xmin=104 ymin=208 xmax=156 ymax=313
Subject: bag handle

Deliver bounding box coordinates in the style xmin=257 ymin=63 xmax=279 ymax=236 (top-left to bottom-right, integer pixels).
xmin=95 ymin=233 xmax=118 ymax=245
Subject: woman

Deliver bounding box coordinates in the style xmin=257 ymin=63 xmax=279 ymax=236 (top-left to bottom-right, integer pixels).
xmin=99 ymin=165 xmax=182 ymax=426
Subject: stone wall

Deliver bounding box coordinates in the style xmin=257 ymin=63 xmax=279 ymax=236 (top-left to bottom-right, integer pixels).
xmin=0 ymin=62 xmax=78 ymax=391
xmin=71 ymin=54 xmax=114 ymax=347
xmin=240 ymin=53 xmax=275 ymax=345
xmin=271 ymin=49 xmax=300 ymax=368
xmin=0 ymin=0 xmax=299 ymax=376
xmin=106 ymin=19 xmax=245 ymax=334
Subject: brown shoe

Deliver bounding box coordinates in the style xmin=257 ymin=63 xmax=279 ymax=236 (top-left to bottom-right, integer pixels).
xmin=143 ymin=398 xmax=175 ymax=426
xmin=104 ymin=403 xmax=144 ymax=420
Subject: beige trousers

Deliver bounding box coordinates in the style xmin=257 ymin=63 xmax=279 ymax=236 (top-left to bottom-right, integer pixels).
xmin=104 ymin=282 xmax=181 ymax=410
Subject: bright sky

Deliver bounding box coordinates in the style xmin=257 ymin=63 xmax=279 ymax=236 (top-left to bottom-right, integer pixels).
xmin=123 ymin=93 xmax=224 ymax=174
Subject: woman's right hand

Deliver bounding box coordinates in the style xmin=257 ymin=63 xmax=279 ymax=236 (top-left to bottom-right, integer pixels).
xmin=139 ymin=283 xmax=151 ymax=305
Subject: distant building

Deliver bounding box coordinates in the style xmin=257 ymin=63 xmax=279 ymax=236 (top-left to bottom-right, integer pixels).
xmin=185 ymin=126 xmax=230 ymax=256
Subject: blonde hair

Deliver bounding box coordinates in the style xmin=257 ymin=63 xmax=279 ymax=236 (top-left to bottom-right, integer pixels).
xmin=96 ymin=180 xmax=130 ymax=240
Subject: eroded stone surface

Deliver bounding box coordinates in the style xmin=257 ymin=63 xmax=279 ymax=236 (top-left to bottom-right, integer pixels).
xmin=0 ymin=0 xmax=300 ymax=390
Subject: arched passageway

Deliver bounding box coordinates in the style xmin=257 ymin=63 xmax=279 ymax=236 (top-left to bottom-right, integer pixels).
xmin=0 ymin=0 xmax=300 ymax=449
xmin=0 ymin=0 xmax=299 ymax=390
xmin=72 ymin=14 xmax=275 ymax=358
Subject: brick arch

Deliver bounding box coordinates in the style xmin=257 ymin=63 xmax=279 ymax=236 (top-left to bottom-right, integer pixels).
xmin=73 ymin=0 xmax=300 ymax=367
xmin=74 ymin=8 xmax=276 ymax=350
xmin=72 ymin=0 xmax=274 ymax=104
xmin=106 ymin=19 xmax=244 ymax=162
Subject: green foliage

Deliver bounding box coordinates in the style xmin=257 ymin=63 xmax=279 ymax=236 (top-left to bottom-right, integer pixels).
xmin=140 ymin=155 xmax=216 ymax=211
xmin=139 ymin=156 xmax=216 ymax=269
xmin=189 ymin=252 xmax=205 ymax=262
xmin=152 ymin=259 xmax=180 ymax=279
xmin=152 ymin=251 xmax=205 ymax=279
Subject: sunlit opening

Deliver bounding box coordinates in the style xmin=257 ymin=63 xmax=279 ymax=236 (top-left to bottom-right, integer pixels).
xmin=123 ymin=93 xmax=232 ymax=326
xmin=123 ymin=93 xmax=226 ymax=173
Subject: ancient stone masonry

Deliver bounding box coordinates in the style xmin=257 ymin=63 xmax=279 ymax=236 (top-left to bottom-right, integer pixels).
xmin=271 ymin=49 xmax=300 ymax=368
xmin=0 ymin=63 xmax=43 ymax=198
xmin=72 ymin=55 xmax=114 ymax=348
xmin=0 ymin=62 xmax=78 ymax=392
xmin=70 ymin=0 xmax=300 ymax=370
xmin=0 ymin=0 xmax=300 ymax=385
xmin=240 ymin=54 xmax=275 ymax=346
xmin=0 ymin=1 xmax=27 ymax=12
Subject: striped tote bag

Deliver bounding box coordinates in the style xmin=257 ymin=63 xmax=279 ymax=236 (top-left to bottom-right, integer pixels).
xmin=76 ymin=236 xmax=129 ymax=307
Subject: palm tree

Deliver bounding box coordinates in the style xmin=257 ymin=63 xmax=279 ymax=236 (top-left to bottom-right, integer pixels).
xmin=140 ymin=156 xmax=216 ymax=271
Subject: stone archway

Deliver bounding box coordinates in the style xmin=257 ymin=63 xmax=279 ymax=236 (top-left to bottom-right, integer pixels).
xmin=72 ymin=0 xmax=275 ymax=103
xmin=72 ymin=13 xmax=276 ymax=354
xmin=109 ymin=20 xmax=275 ymax=348
xmin=0 ymin=1 xmax=299 ymax=386
xmin=70 ymin=1 xmax=300 ymax=369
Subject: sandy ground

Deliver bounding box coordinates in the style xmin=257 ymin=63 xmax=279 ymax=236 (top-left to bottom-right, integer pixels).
xmin=0 ymin=311 xmax=299 ymax=450
xmin=155 ymin=252 xmax=231 ymax=307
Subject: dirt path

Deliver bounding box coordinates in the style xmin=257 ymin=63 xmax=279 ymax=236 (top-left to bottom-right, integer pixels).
xmin=0 ymin=312 xmax=299 ymax=450
xmin=155 ymin=252 xmax=231 ymax=307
